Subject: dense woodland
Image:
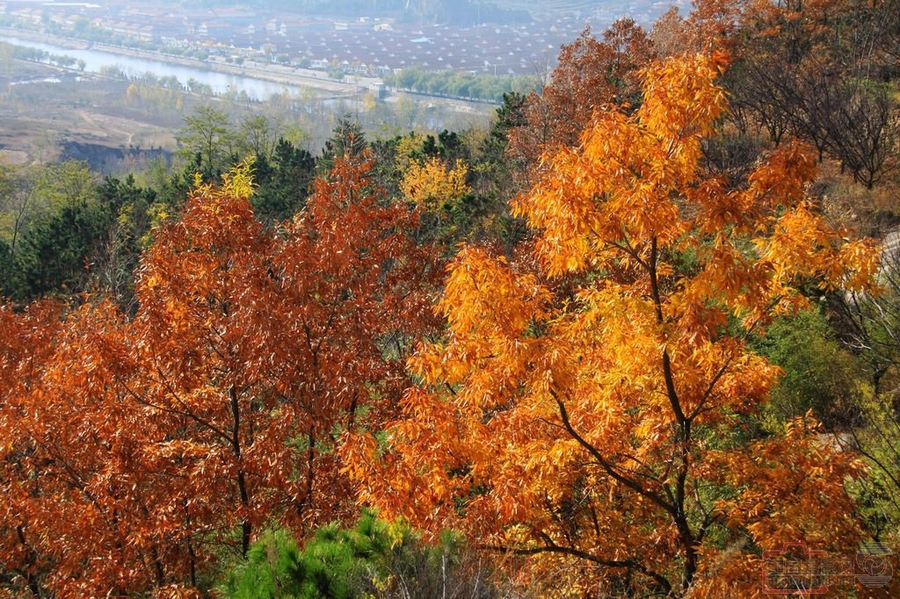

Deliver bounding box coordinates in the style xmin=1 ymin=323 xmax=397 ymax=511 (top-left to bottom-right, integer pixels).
xmin=2 ymin=0 xmax=900 ymax=596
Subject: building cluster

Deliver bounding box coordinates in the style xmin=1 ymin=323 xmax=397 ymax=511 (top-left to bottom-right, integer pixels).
xmin=1 ymin=0 xmax=672 ymax=77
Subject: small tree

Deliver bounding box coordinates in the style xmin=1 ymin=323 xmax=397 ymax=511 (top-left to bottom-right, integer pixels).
xmin=175 ymin=105 xmax=236 ymax=182
xmin=221 ymin=512 xmax=498 ymax=599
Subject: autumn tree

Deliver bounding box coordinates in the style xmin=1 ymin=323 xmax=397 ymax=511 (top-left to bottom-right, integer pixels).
xmin=120 ymin=154 xmax=438 ymax=578
xmin=0 ymin=297 xmax=188 ymax=597
xmin=400 ymin=152 xmax=471 ymax=245
xmin=0 ymin=301 xmax=64 ymax=595
xmin=0 ymin=169 xmax=277 ymax=595
xmin=263 ymin=149 xmax=440 ymax=532
xmin=674 ymin=0 xmax=748 ymax=54
xmin=508 ymin=20 xmax=656 ymax=179
xmin=0 ymin=155 xmax=440 ymax=596
xmin=128 ymin=166 xmax=283 ymax=565
xmin=344 ymin=53 xmax=878 ymax=595
xmin=687 ymin=0 xmax=900 ymax=187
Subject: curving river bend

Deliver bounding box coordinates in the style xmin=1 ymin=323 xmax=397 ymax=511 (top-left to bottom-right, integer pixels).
xmin=0 ymin=34 xmax=337 ymax=101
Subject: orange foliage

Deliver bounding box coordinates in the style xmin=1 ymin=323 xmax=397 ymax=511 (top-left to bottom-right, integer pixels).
xmin=508 ymin=20 xmax=656 ymax=178
xmin=344 ymin=53 xmax=879 ymax=596
xmin=0 ymin=156 xmax=439 ymax=596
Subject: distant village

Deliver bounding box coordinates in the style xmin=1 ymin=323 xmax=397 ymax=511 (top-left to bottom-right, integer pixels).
xmin=0 ymin=0 xmax=676 ymax=78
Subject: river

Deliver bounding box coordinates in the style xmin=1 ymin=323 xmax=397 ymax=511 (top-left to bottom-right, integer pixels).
xmin=0 ymin=34 xmax=311 ymax=101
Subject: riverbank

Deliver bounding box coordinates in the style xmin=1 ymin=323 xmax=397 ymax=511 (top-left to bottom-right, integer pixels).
xmin=0 ymin=26 xmax=495 ymax=166
xmin=0 ymin=27 xmax=381 ymax=97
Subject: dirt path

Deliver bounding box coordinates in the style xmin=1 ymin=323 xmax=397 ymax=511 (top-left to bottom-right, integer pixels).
xmin=76 ymin=110 xmax=134 ymax=145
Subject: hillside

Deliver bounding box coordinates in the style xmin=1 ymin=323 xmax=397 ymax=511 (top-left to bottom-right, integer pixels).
xmin=1 ymin=0 xmax=899 ymax=596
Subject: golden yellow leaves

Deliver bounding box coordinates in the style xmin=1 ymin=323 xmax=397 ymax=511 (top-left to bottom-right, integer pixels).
xmin=410 ymin=245 xmax=549 ymax=402
xmin=513 ymin=54 xmax=729 ymax=277
xmin=221 ymin=157 xmax=257 ymax=200
xmin=756 ymin=200 xmax=880 ymax=298
xmin=637 ymin=50 xmax=729 ymax=156
xmin=400 ymin=157 xmax=471 ymax=213
xmin=513 ymin=48 xmax=878 ymax=337
xmin=350 ymin=51 xmax=881 ymax=596
xmin=438 ymin=246 xmax=547 ymax=340
xmin=719 ymin=415 xmax=865 ymax=552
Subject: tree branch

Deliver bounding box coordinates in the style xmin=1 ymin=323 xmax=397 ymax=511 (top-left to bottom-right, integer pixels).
xmin=550 ymin=388 xmax=676 ymax=516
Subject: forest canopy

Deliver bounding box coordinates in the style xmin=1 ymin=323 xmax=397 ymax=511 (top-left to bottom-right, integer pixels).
xmin=2 ymin=0 xmax=900 ymax=596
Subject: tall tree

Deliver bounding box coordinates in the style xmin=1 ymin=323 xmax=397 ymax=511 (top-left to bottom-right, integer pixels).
xmin=175 ymin=105 xmax=236 ymax=183
xmin=0 ymin=156 xmax=440 ymax=596
xmin=130 ymin=165 xmax=279 ymax=562
xmin=688 ymin=0 xmax=900 ymax=187
xmin=251 ymin=138 xmax=316 ymax=226
xmin=344 ymin=53 xmax=878 ymax=596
